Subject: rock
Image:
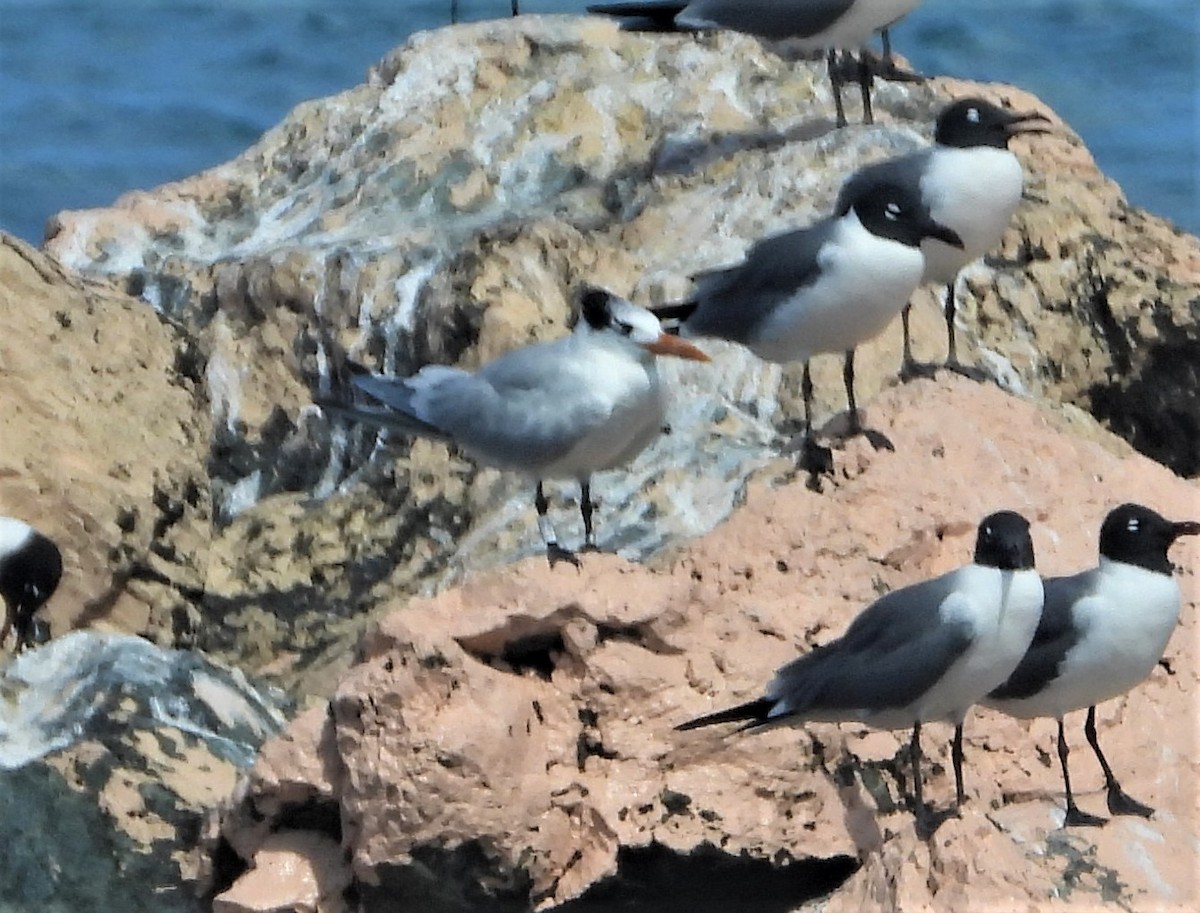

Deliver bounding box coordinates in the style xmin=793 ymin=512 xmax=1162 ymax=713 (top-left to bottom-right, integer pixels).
xmin=0 ymin=631 xmax=287 ymax=912
xmin=0 ymin=233 xmax=212 ymax=646
xmin=30 ymin=16 xmax=1199 ymax=693
xmin=211 ymin=377 xmax=1200 ymax=912
xmin=212 ymin=830 xmax=350 ymax=913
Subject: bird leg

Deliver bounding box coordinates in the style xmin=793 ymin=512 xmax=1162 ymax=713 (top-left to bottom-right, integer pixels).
xmin=941 ymin=281 xmax=986 ymax=381
xmin=841 ymin=351 xmax=894 ymax=452
xmin=450 ymin=0 xmax=457 ymax=25
xmin=856 ymin=53 xmax=874 ymax=125
xmin=897 ymin=302 xmax=937 ymax=381
xmin=951 ymin=723 xmax=966 ymax=808
xmin=536 ymin=482 xmax=581 ymax=569
xmin=511 ymin=0 xmax=519 ymax=15
xmin=827 ymin=50 xmax=848 ymax=128
xmin=578 ymin=480 xmax=601 ymax=553
xmin=909 ymin=721 xmax=957 ymax=838
xmin=1084 ymin=706 xmax=1154 ymax=818
xmin=1057 ymin=717 xmax=1107 ymax=827
xmin=797 ymin=361 xmax=834 ymax=481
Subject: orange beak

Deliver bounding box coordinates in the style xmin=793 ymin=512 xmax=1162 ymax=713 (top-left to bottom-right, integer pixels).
xmin=645 ymin=334 xmax=711 ymax=362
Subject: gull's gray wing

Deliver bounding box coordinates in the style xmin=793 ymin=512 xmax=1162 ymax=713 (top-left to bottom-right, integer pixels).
xmin=586 ymin=1 xmax=690 ymax=31
xmin=683 ymin=216 xmax=838 ymax=345
xmin=987 ymin=570 xmax=1094 ymax=701
xmin=678 ymin=0 xmax=854 ymax=41
xmin=763 ymin=571 xmax=973 ymax=719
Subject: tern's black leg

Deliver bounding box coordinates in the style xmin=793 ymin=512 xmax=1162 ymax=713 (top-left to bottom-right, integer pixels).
xmin=1084 ymin=706 xmax=1154 ymax=818
xmin=1057 ymin=717 xmax=1106 ymax=827
xmin=856 ymin=53 xmax=874 ymax=125
xmin=952 ymin=723 xmax=966 ymax=808
xmin=578 ymin=479 xmax=600 ymax=552
xmin=842 ymin=351 xmax=894 ymax=452
xmin=535 ymin=482 xmax=580 ymax=569
xmin=827 ymin=50 xmax=847 ymax=128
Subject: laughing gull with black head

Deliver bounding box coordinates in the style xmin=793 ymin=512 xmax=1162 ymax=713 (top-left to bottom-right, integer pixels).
xmin=677 ymin=510 xmax=1043 ymax=836
xmin=652 ymin=174 xmax=962 ymax=471
xmin=836 ymin=97 xmax=1051 ymax=377
xmin=316 ymin=287 xmax=709 ymax=567
xmin=587 ymin=0 xmax=922 ymax=126
xmin=0 ymin=516 xmax=63 ymax=654
xmin=985 ymin=503 xmax=1199 ymax=826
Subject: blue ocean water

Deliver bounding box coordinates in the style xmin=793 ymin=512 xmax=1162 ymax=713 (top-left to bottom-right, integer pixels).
xmin=0 ymin=0 xmax=1195 ymax=244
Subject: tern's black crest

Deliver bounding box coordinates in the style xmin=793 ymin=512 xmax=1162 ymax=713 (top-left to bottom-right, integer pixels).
xmin=846 ymin=177 xmax=963 ymax=250
xmin=1098 ymin=502 xmax=1200 ymax=575
xmin=578 ymin=286 xmax=614 ymax=330
xmin=935 ymin=97 xmax=1044 ymax=150
xmin=974 ymin=510 xmax=1035 ymax=571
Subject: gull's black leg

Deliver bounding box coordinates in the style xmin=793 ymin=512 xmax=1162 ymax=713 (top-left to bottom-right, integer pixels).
xmin=511 ymin=0 xmax=519 ymax=16
xmin=450 ymin=0 xmax=458 ymax=25
xmin=942 ymin=280 xmax=987 ymax=381
xmin=536 ymin=481 xmax=580 ymax=569
xmin=578 ymin=479 xmax=600 ymax=553
xmin=856 ymin=52 xmax=874 ymax=125
xmin=798 ymin=361 xmax=834 ymax=479
xmin=952 ymin=723 xmax=966 ymax=808
xmin=1058 ymin=717 xmax=1107 ymax=826
xmin=1084 ymin=706 xmax=1154 ymax=818
xmin=843 ymin=350 xmax=894 ymax=452
xmin=827 ymin=49 xmax=847 ymax=128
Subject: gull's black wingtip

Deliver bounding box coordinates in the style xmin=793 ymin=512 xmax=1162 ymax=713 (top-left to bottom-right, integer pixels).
xmin=674 ymin=697 xmax=774 ymax=732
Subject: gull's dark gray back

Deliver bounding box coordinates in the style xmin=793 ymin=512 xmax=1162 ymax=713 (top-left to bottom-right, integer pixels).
xmin=679 ymin=0 xmax=853 ymax=41
xmin=684 ymin=217 xmax=838 ymax=343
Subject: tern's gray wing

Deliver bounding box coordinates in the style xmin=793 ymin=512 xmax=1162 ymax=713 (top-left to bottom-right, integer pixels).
xmin=410 ymin=340 xmax=618 ymax=472
xmin=836 ymin=151 xmax=932 ymax=217
xmin=677 ymin=0 xmax=853 ymax=41
xmin=763 ymin=572 xmax=973 ymax=718
xmin=987 ymin=570 xmax=1094 ymax=701
xmin=683 ymin=217 xmax=838 ymax=345
xmin=315 ymin=396 xmax=450 ymax=441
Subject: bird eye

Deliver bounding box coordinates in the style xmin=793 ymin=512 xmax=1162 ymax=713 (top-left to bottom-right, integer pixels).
xmin=1126 ymin=518 xmax=1140 ymax=533
xmin=618 ymin=322 xmax=634 ymax=336
xmin=967 ymin=107 xmax=980 ymax=123
xmin=885 ymin=202 xmax=901 ymax=220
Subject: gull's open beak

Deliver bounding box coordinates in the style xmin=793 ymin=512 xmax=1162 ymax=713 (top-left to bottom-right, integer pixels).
xmin=1170 ymin=520 xmax=1200 ymax=541
xmin=646 ymin=334 xmax=711 ymax=362
xmin=1004 ymin=110 xmax=1054 ymax=136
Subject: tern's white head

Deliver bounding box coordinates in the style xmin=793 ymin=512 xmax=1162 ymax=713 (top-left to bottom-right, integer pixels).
xmin=575 ymin=287 xmax=710 ymax=362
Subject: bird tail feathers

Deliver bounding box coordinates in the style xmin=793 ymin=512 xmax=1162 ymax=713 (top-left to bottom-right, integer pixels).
xmin=675 ymin=697 xmax=775 ymax=732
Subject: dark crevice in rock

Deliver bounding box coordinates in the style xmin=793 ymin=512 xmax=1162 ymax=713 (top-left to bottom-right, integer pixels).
xmin=552 ymin=842 xmax=860 ymax=913
xmin=359 ymin=841 xmax=534 ymax=913
xmin=273 ymin=798 xmax=343 ymax=842
xmin=457 ymin=630 xmax=566 ymax=680
xmin=1086 ymin=333 xmax=1200 ymax=477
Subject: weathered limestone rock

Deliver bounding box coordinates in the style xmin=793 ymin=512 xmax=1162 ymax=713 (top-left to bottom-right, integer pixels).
xmin=0 ymin=233 xmax=212 ymax=645
xmin=32 ymin=16 xmax=1199 ymax=692
xmin=212 ymin=377 xmax=1199 ymax=912
xmin=0 ymin=632 xmax=286 ymax=913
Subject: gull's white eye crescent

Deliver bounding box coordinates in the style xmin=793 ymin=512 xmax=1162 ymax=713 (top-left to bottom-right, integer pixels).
xmin=885 ymin=202 xmax=901 ymax=220
xmin=1126 ymin=517 xmax=1140 ymax=533
xmin=967 ymin=107 xmax=981 ymax=123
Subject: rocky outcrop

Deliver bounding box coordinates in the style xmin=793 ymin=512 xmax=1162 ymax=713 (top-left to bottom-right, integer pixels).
xmin=0 ymin=234 xmax=211 ymax=645
xmin=211 ymin=377 xmax=1199 ymax=912
xmin=0 ymin=632 xmax=285 ymax=912
xmin=30 ymin=15 xmax=1200 ymax=694
xmin=3 ymin=13 xmax=1197 ymax=913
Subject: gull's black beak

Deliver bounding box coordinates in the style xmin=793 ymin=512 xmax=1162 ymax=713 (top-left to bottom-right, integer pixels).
xmin=924 ymin=218 xmax=965 ymax=250
xmin=1170 ymin=520 xmax=1200 ymax=542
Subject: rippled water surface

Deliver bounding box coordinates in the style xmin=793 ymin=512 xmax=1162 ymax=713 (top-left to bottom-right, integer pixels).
xmin=0 ymin=0 xmax=1195 ymax=241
